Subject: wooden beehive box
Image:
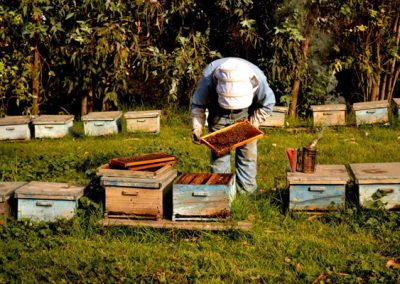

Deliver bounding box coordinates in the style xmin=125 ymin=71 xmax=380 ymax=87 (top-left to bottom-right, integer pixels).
xmin=0 ymin=116 xmax=31 ymax=140
xmin=14 ymin=181 xmax=84 ymax=222
xmin=200 ymin=120 xmax=264 ymax=156
xmin=124 ymin=110 xmax=161 ymax=133
xmin=32 ymin=115 xmax=74 ymax=139
xmin=172 ymin=173 xmax=235 ymax=221
xmin=81 ymin=111 xmax=122 ymax=136
xmin=102 ymin=165 xmax=177 ymax=220
xmin=310 ymin=104 xmax=346 ymax=126
xmin=287 ymin=165 xmax=349 ymax=212
xmin=352 ymin=100 xmax=389 ymax=126
xmin=0 ymin=182 xmax=27 ymax=224
xmin=393 ymin=98 xmax=400 ymax=119
xmin=349 ymin=162 xmax=400 ymax=210
xmin=259 ymin=106 xmax=288 ymax=128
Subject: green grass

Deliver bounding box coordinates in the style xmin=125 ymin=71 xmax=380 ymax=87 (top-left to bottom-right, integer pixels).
xmin=0 ymin=110 xmax=400 ymax=283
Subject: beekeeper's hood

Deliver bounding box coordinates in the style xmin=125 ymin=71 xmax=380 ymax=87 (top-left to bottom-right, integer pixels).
xmin=213 ymin=58 xmax=257 ymax=110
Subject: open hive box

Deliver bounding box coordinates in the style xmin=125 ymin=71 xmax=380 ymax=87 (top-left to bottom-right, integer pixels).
xmin=172 ymin=173 xmax=235 ymax=221
xmin=200 ymin=120 xmax=264 ymax=156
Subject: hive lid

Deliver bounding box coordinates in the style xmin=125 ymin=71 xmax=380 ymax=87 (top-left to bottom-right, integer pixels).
xmin=272 ymin=106 xmax=288 ymax=113
xmin=32 ymin=115 xmax=74 ymax=125
xmin=311 ymin=104 xmax=347 ymax=111
xmin=349 ymin=162 xmax=400 ymax=184
xmin=124 ymin=110 xmax=161 ymax=119
xmin=0 ymin=116 xmax=31 ymax=126
xmin=0 ymin=182 xmax=28 ymax=202
xmin=352 ymin=100 xmax=388 ymax=110
xmin=14 ymin=181 xmax=84 ymax=200
xmin=287 ymin=165 xmax=349 ymax=185
xmin=200 ymin=120 xmax=264 ymax=157
xmin=81 ymin=111 xmax=122 ymax=121
xmin=393 ymin=98 xmax=400 ymax=106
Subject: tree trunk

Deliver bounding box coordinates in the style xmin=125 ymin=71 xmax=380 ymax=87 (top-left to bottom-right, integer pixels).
xmin=32 ymin=35 xmax=40 ymax=115
xmin=81 ymin=94 xmax=88 ymax=116
xmin=288 ymin=2 xmax=319 ymax=119
xmin=88 ymin=88 xmax=93 ymax=113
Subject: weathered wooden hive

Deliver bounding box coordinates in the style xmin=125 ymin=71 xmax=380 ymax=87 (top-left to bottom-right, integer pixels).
xmin=287 ymin=164 xmax=349 ymax=212
xmin=32 ymin=115 xmax=74 ymax=139
xmin=352 ymin=100 xmax=389 ymax=126
xmin=98 ymin=152 xmax=177 ymax=220
xmin=0 ymin=116 xmax=31 ymax=140
xmin=259 ymin=106 xmax=288 ymax=128
xmin=124 ymin=110 xmax=161 ymax=133
xmin=81 ymin=111 xmax=122 ymax=136
xmin=172 ymin=173 xmax=235 ymax=221
xmin=310 ymin=104 xmax=347 ymax=126
xmin=0 ymin=182 xmax=27 ymax=224
xmin=393 ymin=98 xmax=400 ymax=119
xmin=349 ymin=162 xmax=400 ymax=210
xmin=14 ymin=181 xmax=84 ymax=222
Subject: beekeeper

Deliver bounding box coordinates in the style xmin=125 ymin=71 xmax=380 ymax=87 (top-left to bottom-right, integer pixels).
xmin=191 ymin=57 xmax=276 ymax=194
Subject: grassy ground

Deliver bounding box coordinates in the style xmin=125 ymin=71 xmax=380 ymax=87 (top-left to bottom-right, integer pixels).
xmin=0 ymin=109 xmax=400 ymax=283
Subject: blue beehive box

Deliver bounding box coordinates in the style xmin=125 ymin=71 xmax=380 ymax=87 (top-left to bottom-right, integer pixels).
xmin=0 ymin=116 xmax=31 ymax=140
xmin=172 ymin=173 xmax=235 ymax=221
xmin=81 ymin=111 xmax=122 ymax=136
xmin=15 ymin=181 xmax=84 ymax=222
xmin=349 ymin=162 xmax=400 ymax=210
xmin=352 ymin=100 xmax=389 ymax=126
xmin=393 ymin=98 xmax=400 ymax=119
xmin=32 ymin=115 xmax=74 ymax=139
xmin=287 ymin=165 xmax=349 ymax=212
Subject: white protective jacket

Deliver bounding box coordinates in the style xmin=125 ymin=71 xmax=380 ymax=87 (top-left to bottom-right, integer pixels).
xmin=191 ymin=57 xmax=276 ymax=133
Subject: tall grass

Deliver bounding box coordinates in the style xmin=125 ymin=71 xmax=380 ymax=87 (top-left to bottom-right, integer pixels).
xmin=0 ymin=109 xmax=399 ymax=282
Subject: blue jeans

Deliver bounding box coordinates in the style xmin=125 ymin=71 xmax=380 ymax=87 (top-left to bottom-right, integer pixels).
xmin=208 ymin=111 xmax=258 ymax=194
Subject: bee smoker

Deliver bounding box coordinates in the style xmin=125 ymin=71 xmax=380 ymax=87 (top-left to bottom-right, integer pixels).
xmin=295 ymin=127 xmax=325 ymax=173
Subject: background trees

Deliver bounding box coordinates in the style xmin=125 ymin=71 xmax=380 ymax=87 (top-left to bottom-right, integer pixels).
xmin=0 ymin=0 xmax=399 ymax=117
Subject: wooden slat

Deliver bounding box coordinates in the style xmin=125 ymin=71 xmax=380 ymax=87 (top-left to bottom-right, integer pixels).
xmin=126 ymin=160 xmax=176 ymax=171
xmin=99 ymin=218 xmax=252 ymax=231
xmin=287 ymin=165 xmax=349 ymax=185
xmin=97 ymin=164 xmax=173 ymax=178
xmin=191 ymin=173 xmax=213 ymax=185
xmin=349 ymin=162 xmax=400 ymax=184
xmin=109 ymin=152 xmax=176 ymax=168
xmin=175 ymin=173 xmax=198 ymax=184
xmin=205 ymin=174 xmax=224 ymax=185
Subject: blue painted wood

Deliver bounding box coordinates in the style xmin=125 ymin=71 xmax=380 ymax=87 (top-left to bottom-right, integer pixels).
xmin=355 ymin=108 xmax=388 ymax=126
xmin=289 ymin=184 xmax=346 ymax=211
xmin=358 ymin=184 xmax=400 ymax=210
xmin=172 ymin=174 xmax=235 ymax=221
xmin=17 ymin=198 xmax=79 ymax=222
xmin=33 ymin=115 xmax=74 ymax=139
xmin=0 ymin=116 xmax=31 ymax=140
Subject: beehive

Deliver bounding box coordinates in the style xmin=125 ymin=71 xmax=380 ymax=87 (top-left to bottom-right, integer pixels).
xmin=0 ymin=116 xmax=31 ymax=140
xmin=349 ymin=162 xmax=400 ymax=210
xmin=393 ymin=98 xmax=400 ymax=119
xmin=172 ymin=173 xmax=235 ymax=221
xmin=101 ymin=165 xmax=177 ymax=220
xmin=310 ymin=104 xmax=346 ymax=126
xmin=15 ymin=181 xmax=84 ymax=222
xmin=124 ymin=110 xmax=161 ymax=133
xmin=259 ymin=106 xmax=288 ymax=128
xmin=352 ymin=100 xmax=389 ymax=126
xmin=32 ymin=115 xmax=74 ymax=139
xmin=81 ymin=111 xmax=122 ymax=136
xmin=287 ymin=165 xmax=349 ymax=212
xmin=0 ymin=182 xmax=27 ymax=224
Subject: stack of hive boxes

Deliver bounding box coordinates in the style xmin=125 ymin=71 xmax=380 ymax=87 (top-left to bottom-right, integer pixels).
xmin=97 ymin=152 xmax=177 ymax=220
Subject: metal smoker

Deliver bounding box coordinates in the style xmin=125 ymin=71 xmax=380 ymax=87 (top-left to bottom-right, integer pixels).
xmin=296 ymin=127 xmax=325 ymax=173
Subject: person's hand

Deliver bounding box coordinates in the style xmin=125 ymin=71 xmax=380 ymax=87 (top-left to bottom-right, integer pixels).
xmin=192 ymin=129 xmax=202 ymax=144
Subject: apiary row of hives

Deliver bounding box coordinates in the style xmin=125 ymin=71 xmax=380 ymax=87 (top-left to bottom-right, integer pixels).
xmin=0 ymin=110 xmax=161 ymax=140
xmin=287 ymin=163 xmax=400 ymax=213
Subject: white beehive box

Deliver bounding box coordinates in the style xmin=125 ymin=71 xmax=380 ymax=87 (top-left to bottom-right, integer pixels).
xmin=259 ymin=106 xmax=288 ymax=128
xmin=81 ymin=111 xmax=122 ymax=136
xmin=15 ymin=181 xmax=84 ymax=222
xmin=32 ymin=115 xmax=74 ymax=139
xmin=0 ymin=116 xmax=31 ymax=140
xmin=352 ymin=100 xmax=389 ymax=126
xmin=124 ymin=110 xmax=161 ymax=133
xmin=310 ymin=104 xmax=346 ymax=126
